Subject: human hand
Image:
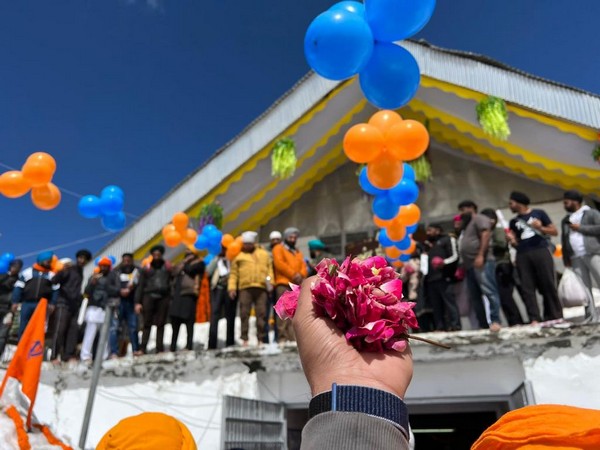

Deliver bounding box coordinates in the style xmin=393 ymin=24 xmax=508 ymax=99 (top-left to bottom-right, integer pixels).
xmin=48 ymin=304 xmax=56 ymax=314
xmin=228 ymin=290 xmax=237 ymax=299
xmin=292 ymin=277 xmax=413 ymax=398
xmin=134 ymin=304 xmax=142 ymax=314
xmin=11 ymin=303 xmax=19 ymax=313
xmin=292 ymin=273 xmax=303 ymax=285
xmin=569 ymin=223 xmax=580 ymax=232
xmin=530 ymin=218 xmax=543 ymax=230
xmin=474 ymin=255 xmax=485 ymax=269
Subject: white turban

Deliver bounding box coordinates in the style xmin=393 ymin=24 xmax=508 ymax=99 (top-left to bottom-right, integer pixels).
xmin=241 ymin=231 xmax=258 ymax=244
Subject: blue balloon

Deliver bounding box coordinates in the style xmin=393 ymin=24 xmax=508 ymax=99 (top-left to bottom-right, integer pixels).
xmin=359 ymin=42 xmax=420 ymax=109
xmin=100 ymin=194 xmax=124 ymax=216
xmin=378 ymin=229 xmax=395 ymax=248
xmin=395 ymin=236 xmax=412 ymax=251
xmin=195 ymin=234 xmax=209 ymax=251
xmin=365 ymin=0 xmax=436 ymax=41
xmin=329 ymin=1 xmax=365 ymax=16
xmin=101 ymin=212 xmax=126 ymax=232
xmin=406 ymin=224 xmax=418 ymax=234
xmin=202 ymin=224 xmax=219 ymax=239
xmin=203 ymin=254 xmax=215 ymax=265
xmin=304 ymin=9 xmax=374 ymax=80
xmin=208 ymin=240 xmax=222 ymax=256
xmin=0 ymin=252 xmax=14 ymax=263
xmin=372 ymin=195 xmax=399 ymax=221
xmin=399 ymin=254 xmax=412 ymax=262
xmin=359 ymin=167 xmax=386 ymax=196
xmin=101 ymin=185 xmax=124 ymax=200
xmin=78 ymin=195 xmax=102 ymax=219
xmin=402 ymin=163 xmax=416 ymax=182
xmin=0 ymin=260 xmax=9 ymax=274
xmin=389 ymin=180 xmax=419 ymax=206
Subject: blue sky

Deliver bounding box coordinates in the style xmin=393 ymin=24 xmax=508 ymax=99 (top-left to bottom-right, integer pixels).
xmin=0 ymin=0 xmax=598 ymax=266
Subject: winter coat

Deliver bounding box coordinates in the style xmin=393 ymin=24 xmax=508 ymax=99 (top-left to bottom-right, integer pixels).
xmin=228 ymin=247 xmax=274 ymax=292
xmin=52 ymin=265 xmax=85 ymax=313
xmin=272 ymin=243 xmax=307 ymax=286
xmin=561 ymin=208 xmax=600 ymax=266
xmin=135 ymin=260 xmax=172 ymax=303
xmin=0 ymin=273 xmax=19 ymax=313
xmin=12 ymin=264 xmax=59 ymax=305
xmin=84 ymin=271 xmax=120 ymax=309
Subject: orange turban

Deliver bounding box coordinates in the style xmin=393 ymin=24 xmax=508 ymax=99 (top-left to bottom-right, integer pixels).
xmin=96 ymin=412 xmax=197 ymax=450
xmin=472 ymin=404 xmax=600 ymax=450
xmin=97 ymin=257 xmax=112 ymax=268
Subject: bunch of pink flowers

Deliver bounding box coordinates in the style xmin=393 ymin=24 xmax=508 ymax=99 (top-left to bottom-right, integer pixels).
xmin=275 ymin=255 xmax=419 ymax=352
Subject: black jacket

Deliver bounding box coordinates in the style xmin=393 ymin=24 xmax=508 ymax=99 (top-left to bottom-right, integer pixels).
xmin=0 ymin=273 xmax=19 ymax=312
xmin=135 ymin=261 xmax=172 ymax=304
xmin=425 ymin=234 xmax=459 ymax=282
xmin=52 ymin=266 xmax=85 ymax=313
xmin=84 ymin=272 xmax=120 ymax=309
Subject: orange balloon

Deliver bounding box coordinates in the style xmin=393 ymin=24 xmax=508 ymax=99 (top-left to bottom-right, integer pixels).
xmin=172 ymin=212 xmax=189 ymax=233
xmin=0 ymin=171 xmax=31 ymax=198
xmin=387 ymin=222 xmax=407 ymax=241
xmin=553 ymin=244 xmax=563 ymax=258
xmin=22 ymin=158 xmax=55 ymax=187
xmin=182 ymin=228 xmax=198 ymax=246
xmin=373 ymin=215 xmax=392 ymax=228
xmin=368 ymin=110 xmax=403 ymax=134
xmin=221 ymin=233 xmax=234 ymax=247
xmin=26 ymin=152 xmax=56 ymax=171
xmin=401 ymin=240 xmax=417 ymax=255
xmin=31 ymin=183 xmax=61 ymax=210
xmin=386 ymin=120 xmax=429 ymax=161
xmin=397 ymin=204 xmax=421 ymax=225
xmin=235 ymin=236 xmax=244 ymax=244
xmin=162 ymin=224 xmax=177 ymax=237
xmin=366 ymin=154 xmax=404 ymax=190
xmin=385 ymin=247 xmax=402 ymax=259
xmin=343 ymin=124 xmax=385 ymax=163
xmin=226 ymin=241 xmax=242 ymax=260
xmin=392 ymin=261 xmax=404 ymax=269
xmin=164 ymin=230 xmax=182 ymax=247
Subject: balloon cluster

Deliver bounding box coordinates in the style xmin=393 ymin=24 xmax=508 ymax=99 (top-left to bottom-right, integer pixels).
xmin=348 ymin=111 xmax=428 ymax=267
xmin=162 ymin=212 xmax=198 ymax=248
xmin=0 ymin=152 xmax=61 ymax=210
xmin=194 ymin=225 xmax=229 ymax=265
xmin=78 ymin=186 xmax=127 ymax=232
xmin=304 ymin=0 xmax=436 ymax=109
xmin=0 ymin=252 xmax=15 ymax=274
xmin=346 ymin=110 xmax=429 ymax=190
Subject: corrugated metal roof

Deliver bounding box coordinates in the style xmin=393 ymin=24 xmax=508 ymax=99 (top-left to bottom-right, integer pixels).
xmin=92 ymin=41 xmax=599 ymax=266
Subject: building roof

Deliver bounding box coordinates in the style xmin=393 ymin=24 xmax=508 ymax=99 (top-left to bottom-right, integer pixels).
xmin=91 ymin=40 xmax=600 ymax=264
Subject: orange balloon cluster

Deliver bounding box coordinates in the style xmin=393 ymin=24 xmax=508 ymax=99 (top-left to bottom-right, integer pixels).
xmin=0 ymin=152 xmax=61 ymax=210
xmin=375 ymin=203 xmax=420 ymax=263
xmin=162 ymin=212 xmax=198 ymax=248
xmin=343 ymin=110 xmax=429 ymax=189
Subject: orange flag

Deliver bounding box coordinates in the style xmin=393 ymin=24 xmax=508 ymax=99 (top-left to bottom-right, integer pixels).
xmin=0 ymin=298 xmax=47 ymax=429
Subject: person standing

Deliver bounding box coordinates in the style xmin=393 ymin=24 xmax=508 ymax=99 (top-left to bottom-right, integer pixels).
xmin=263 ymin=230 xmax=282 ymax=344
xmin=272 ymin=227 xmax=307 ymax=344
xmin=110 ymin=253 xmax=141 ymax=357
xmin=0 ymin=259 xmax=23 ymax=324
xmin=169 ymin=251 xmax=204 ymax=352
xmin=207 ymin=247 xmax=234 ymax=349
xmin=81 ymin=257 xmax=120 ymax=363
xmin=307 ymin=239 xmax=328 ymax=277
xmin=11 ymin=251 xmax=59 ymax=338
xmin=50 ymin=249 xmax=92 ymax=363
xmin=507 ymin=191 xmax=562 ymax=322
xmin=561 ymin=190 xmax=600 ymax=322
xmin=480 ymin=209 xmax=524 ymax=326
xmin=135 ymin=245 xmax=172 ymax=354
xmin=423 ymin=225 xmax=461 ymax=331
xmin=457 ymin=200 xmax=502 ymax=331
xmin=228 ymin=231 xmax=273 ymax=346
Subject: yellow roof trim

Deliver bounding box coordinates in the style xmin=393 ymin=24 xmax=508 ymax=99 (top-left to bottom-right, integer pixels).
xmin=421 ymin=76 xmax=598 ymax=142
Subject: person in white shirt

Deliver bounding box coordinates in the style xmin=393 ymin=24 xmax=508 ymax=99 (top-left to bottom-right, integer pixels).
xmin=561 ymin=190 xmax=600 ymax=322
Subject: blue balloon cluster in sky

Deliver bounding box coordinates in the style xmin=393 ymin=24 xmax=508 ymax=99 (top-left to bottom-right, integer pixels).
xmin=304 ymin=0 xmax=436 ymax=109
xmin=0 ymin=252 xmax=15 ymax=274
xmin=194 ymin=224 xmax=223 ymax=265
xmin=77 ymin=185 xmax=126 ymax=232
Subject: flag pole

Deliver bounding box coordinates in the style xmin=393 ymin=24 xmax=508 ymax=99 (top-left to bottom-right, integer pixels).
xmin=78 ymin=303 xmax=113 ymax=450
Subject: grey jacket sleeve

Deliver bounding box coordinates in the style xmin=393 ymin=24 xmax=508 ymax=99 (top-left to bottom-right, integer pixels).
xmin=300 ymin=412 xmax=410 ymax=450
xmin=579 ymin=209 xmax=600 ymax=236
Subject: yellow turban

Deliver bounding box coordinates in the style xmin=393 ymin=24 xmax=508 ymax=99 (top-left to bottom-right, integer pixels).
xmin=96 ymin=412 xmax=197 ymax=450
xmin=472 ymin=404 xmax=600 ymax=450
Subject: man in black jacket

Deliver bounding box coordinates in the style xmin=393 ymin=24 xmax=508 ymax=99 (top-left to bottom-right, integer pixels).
xmin=424 ymin=225 xmax=461 ymax=331
xmin=110 ymin=253 xmax=141 ymax=357
xmin=135 ymin=245 xmax=172 ymax=354
xmin=50 ymin=249 xmax=92 ymax=363
xmin=0 ymin=259 xmax=23 ymax=323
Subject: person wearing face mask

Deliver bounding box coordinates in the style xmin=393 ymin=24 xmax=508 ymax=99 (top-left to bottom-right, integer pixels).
xmin=561 ymin=190 xmax=600 ymax=322
xmin=272 ymin=227 xmax=308 ymax=344
xmin=423 ymin=224 xmax=461 ymax=331
xmin=11 ymin=251 xmax=59 ymax=339
xmin=110 ymin=253 xmax=142 ymax=357
xmin=135 ymin=245 xmax=172 ymax=354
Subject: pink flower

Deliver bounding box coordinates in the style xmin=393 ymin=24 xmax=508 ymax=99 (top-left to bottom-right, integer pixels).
xmin=274 ymin=256 xmax=418 ymax=353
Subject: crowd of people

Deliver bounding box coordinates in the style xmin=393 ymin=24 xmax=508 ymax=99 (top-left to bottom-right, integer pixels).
xmin=0 ymin=189 xmax=598 ymax=364
xmin=404 ymin=189 xmax=599 ymax=333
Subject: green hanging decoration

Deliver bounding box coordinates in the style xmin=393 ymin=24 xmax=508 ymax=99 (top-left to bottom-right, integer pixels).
xmin=592 ymin=145 xmax=600 ymax=165
xmin=409 ymin=155 xmax=432 ymax=183
xmin=198 ymin=201 xmax=223 ymax=231
xmin=476 ymin=96 xmax=511 ymax=141
xmin=271 ymin=137 xmax=297 ymax=179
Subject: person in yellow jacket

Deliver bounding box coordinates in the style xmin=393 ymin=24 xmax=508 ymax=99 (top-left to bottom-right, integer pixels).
xmin=272 ymin=227 xmax=307 ymax=344
xmin=228 ymin=231 xmax=274 ymax=346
